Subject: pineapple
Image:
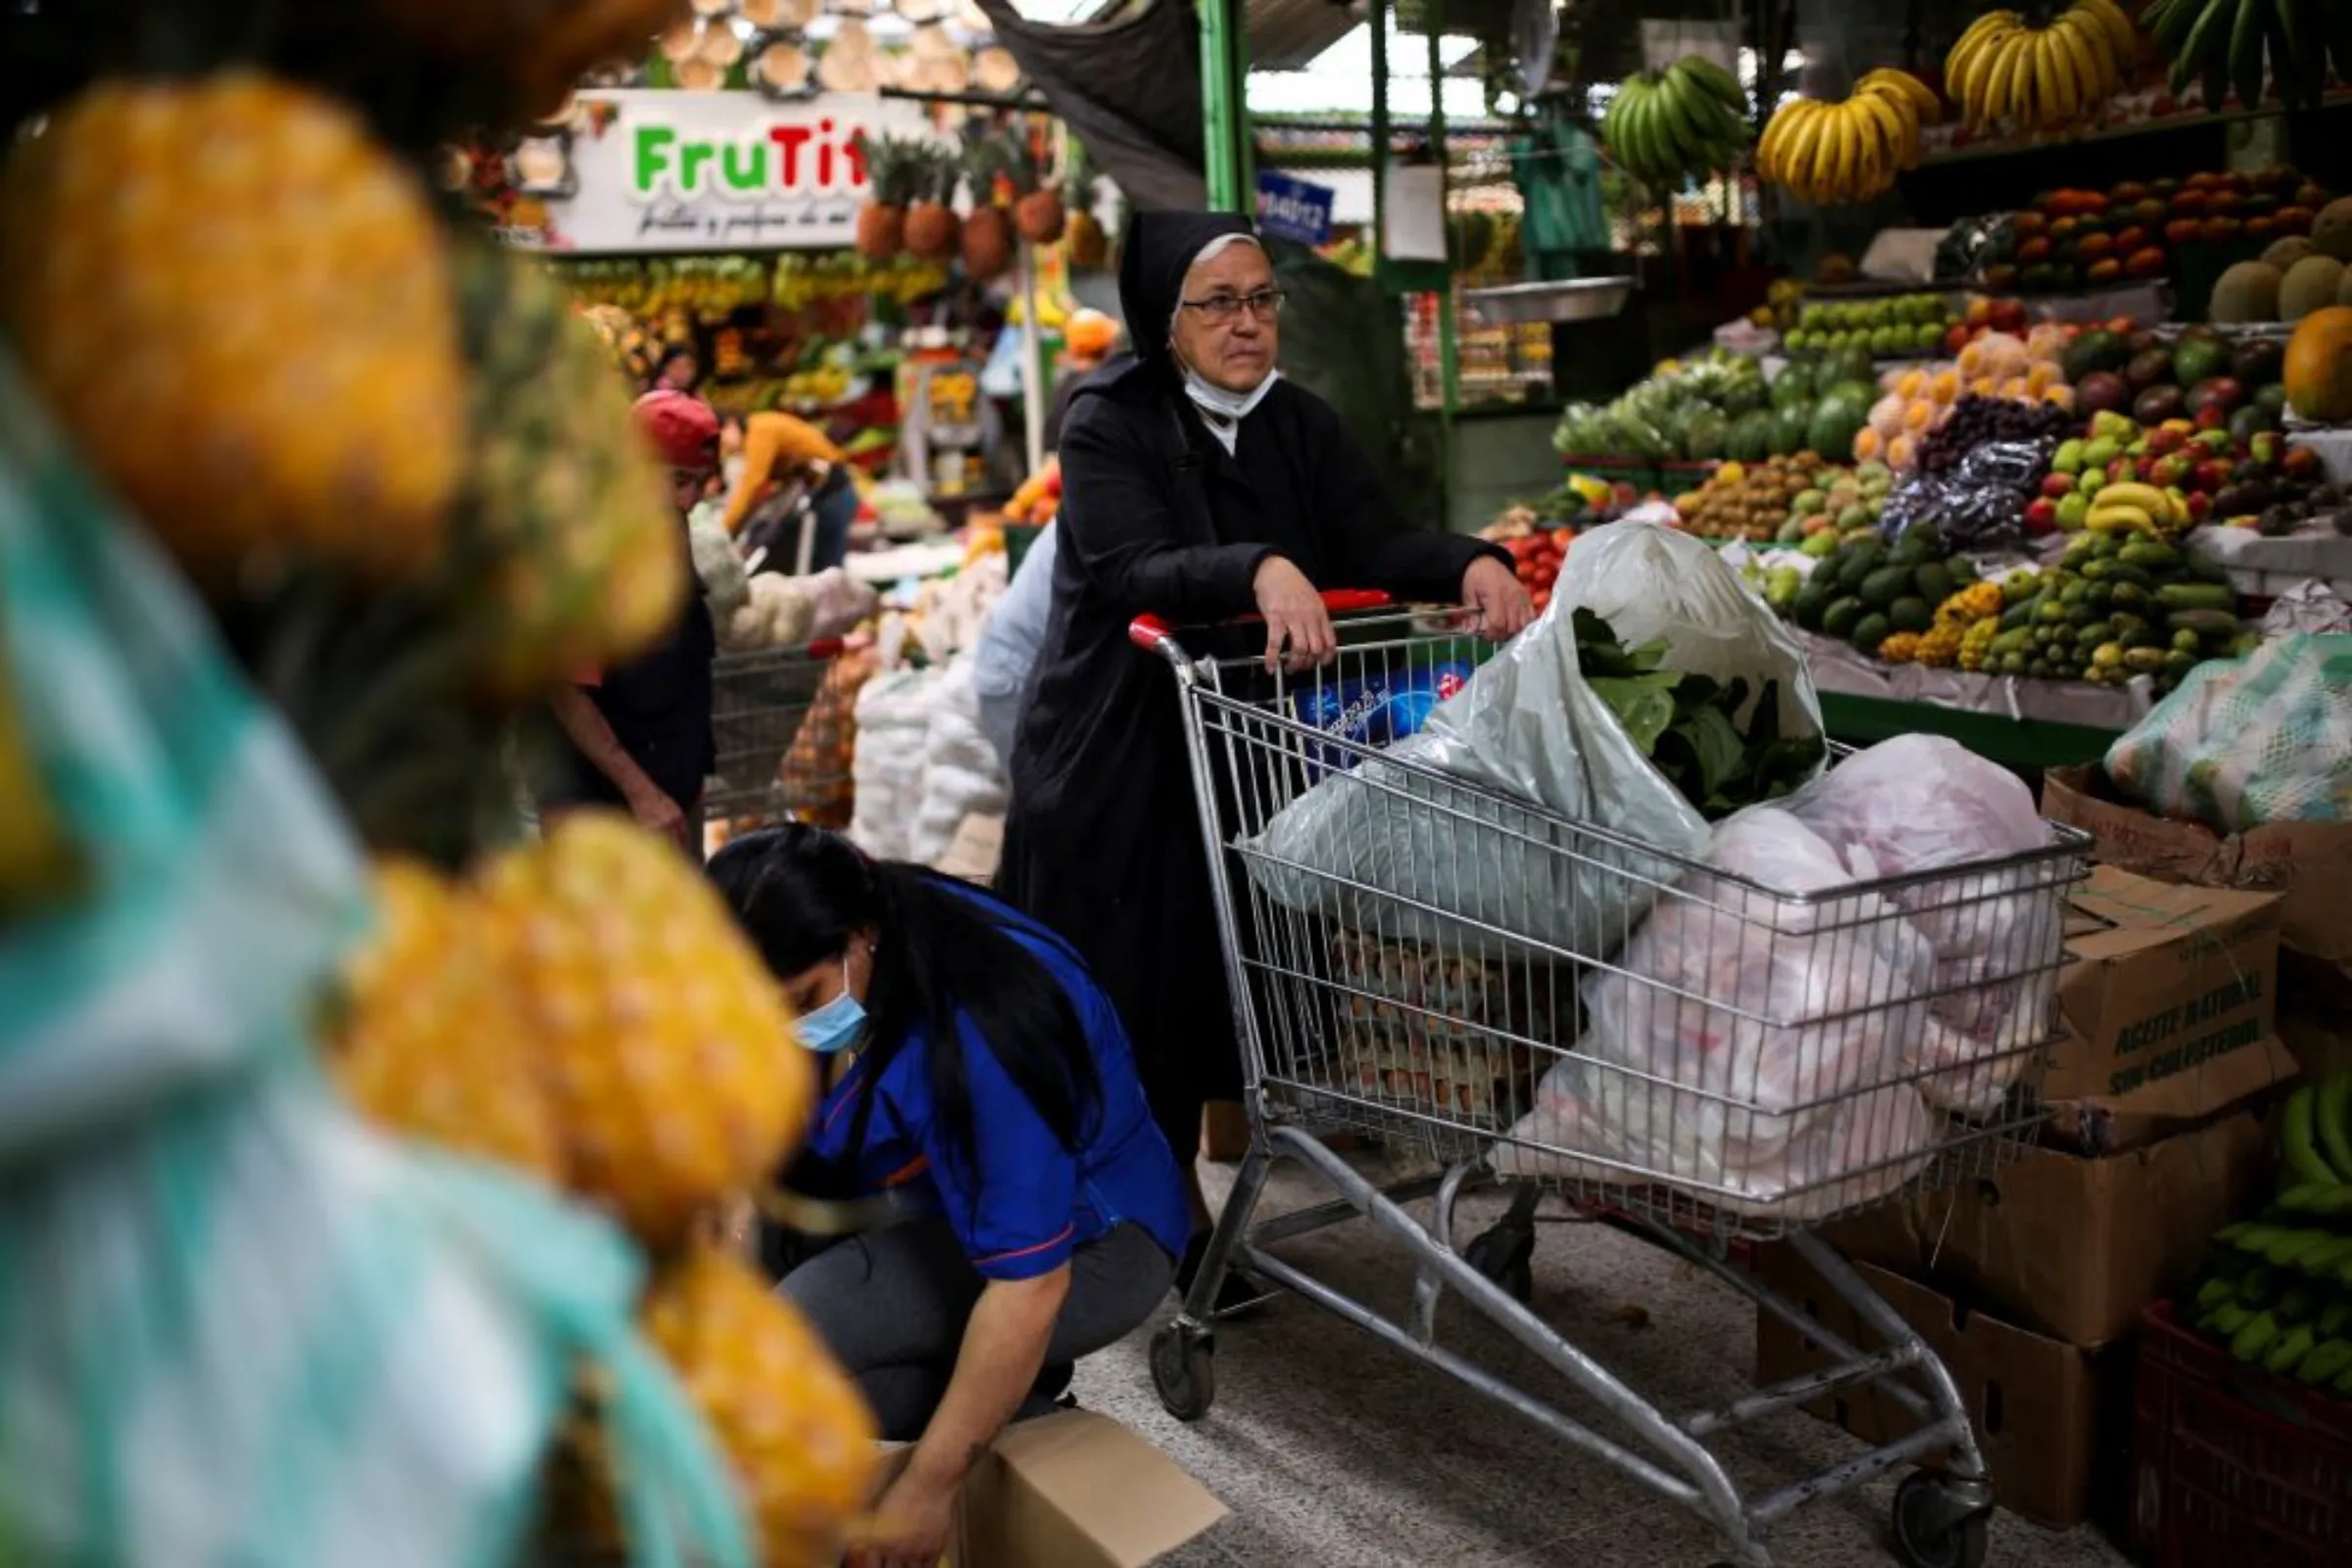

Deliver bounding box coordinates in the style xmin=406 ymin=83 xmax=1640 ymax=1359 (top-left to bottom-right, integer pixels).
xmin=1006 ymin=132 xmax=1066 ymax=246
xmin=1 ymin=74 xmax=466 ymax=590
xmin=902 ymin=146 xmax=962 ymax=263
xmin=853 ymin=134 xmax=919 ymax=262
xmin=640 ymin=1243 xmax=879 ymax=1567
xmin=453 ymin=243 xmax=685 ymax=698
xmin=332 ymin=858 xmax=567 ymax=1184
xmin=1061 ymin=141 xmax=1108 ymax=271
xmin=957 ymin=132 xmax=1014 ymax=282
xmin=477 ymin=812 xmax=812 ymax=1250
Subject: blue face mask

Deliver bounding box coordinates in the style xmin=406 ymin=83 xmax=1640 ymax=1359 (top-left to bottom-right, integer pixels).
xmin=797 ymin=955 xmax=867 ymax=1055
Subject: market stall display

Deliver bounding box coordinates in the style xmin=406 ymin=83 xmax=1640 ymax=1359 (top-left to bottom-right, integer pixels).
xmin=1753 ymin=70 xmax=1939 ymax=206
xmin=1941 ymin=2 xmax=2140 ymax=131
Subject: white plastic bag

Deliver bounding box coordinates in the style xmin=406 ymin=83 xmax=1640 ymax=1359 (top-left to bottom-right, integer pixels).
xmin=803 ymin=566 xmax=880 ymax=642
xmin=849 ymin=666 xmax=943 ymax=860
xmin=2105 ymin=633 xmax=2352 ymax=832
xmin=1787 ymin=733 xmax=2060 ymax=1099
xmin=1494 ymin=808 xmax=1941 ymax=1216
xmin=905 ymin=661 xmax=1008 ymax=867
xmin=1248 ymin=521 xmax=1822 ymax=961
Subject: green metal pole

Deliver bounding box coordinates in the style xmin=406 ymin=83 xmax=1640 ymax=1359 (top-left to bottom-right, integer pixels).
xmin=1370 ymin=0 xmax=1389 ymax=268
xmin=1427 ymin=2 xmax=1455 ymax=528
xmin=1198 ymin=0 xmax=1250 ymax=213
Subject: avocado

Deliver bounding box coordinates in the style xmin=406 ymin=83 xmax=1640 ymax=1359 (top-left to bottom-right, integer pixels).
xmin=1858 ymin=565 xmax=1913 ymax=609
xmin=1888 ymin=596 xmax=1934 ymax=634
xmin=1911 ymin=563 xmax=1954 ymax=606
xmin=1851 ymin=612 xmax=1892 ymax=654
xmin=1792 ymin=580 xmax=1835 ymax=631
xmin=2173 ymin=334 xmax=2230 ymax=387
xmin=1836 ymin=538 xmax=1888 ymax=591
xmin=1822 ymin=596 xmax=1867 ymax=639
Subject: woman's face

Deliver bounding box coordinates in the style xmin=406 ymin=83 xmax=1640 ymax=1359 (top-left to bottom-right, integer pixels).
xmin=778 ymin=930 xmax=876 ymax=1017
xmin=1171 ymin=241 xmax=1278 ymax=394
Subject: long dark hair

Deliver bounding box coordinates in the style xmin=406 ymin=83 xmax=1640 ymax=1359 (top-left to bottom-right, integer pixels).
xmin=708 ymin=824 xmax=1102 ymax=1183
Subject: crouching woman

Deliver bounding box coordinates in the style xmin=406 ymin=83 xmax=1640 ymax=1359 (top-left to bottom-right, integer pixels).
xmin=707 ymin=824 xmax=1188 ymax=1568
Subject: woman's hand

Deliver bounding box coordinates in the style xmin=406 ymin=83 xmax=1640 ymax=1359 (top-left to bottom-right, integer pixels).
xmin=1251 ymin=556 xmax=1339 ymax=672
xmin=855 ymin=1468 xmax=960 ymax=1568
xmin=1462 ymin=556 xmax=1536 ymax=641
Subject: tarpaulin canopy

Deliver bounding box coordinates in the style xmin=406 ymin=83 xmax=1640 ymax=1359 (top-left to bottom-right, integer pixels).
xmin=972 ymin=0 xmax=1208 ymax=212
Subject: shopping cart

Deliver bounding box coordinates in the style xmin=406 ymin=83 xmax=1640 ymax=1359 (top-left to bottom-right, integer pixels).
xmin=703 ymin=639 xmax=845 ymax=829
xmin=1134 ymin=593 xmax=2091 ymax=1568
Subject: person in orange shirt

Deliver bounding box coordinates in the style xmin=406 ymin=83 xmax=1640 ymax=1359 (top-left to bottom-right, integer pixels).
xmin=718 ymin=408 xmax=859 ymax=572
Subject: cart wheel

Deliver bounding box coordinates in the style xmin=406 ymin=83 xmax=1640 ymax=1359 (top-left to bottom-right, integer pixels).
xmin=1889 ymin=1473 xmax=1990 ymax=1568
xmin=1463 ymin=1219 xmax=1536 ymax=1304
xmin=1150 ymin=1322 xmax=1216 ymax=1423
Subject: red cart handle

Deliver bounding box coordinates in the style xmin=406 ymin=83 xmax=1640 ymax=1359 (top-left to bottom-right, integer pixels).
xmin=1127 ymin=589 xmax=1393 ymax=653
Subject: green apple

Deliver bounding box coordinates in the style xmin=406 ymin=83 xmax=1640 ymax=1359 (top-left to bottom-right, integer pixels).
xmin=2082 ymin=436 xmax=2121 ymax=468
xmin=2056 ymin=493 xmax=2090 ymax=531
xmin=2051 ymin=438 xmax=2086 ymax=475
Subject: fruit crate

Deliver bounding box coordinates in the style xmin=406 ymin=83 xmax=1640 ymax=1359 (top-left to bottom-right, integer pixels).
xmin=2131 ymin=1300 xmax=2352 ymax=1566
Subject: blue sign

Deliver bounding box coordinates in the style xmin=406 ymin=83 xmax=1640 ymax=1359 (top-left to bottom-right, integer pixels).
xmin=1255 ymin=172 xmax=1336 ymax=246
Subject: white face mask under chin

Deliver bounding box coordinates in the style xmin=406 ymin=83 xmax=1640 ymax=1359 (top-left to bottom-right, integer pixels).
xmin=1177 ymin=359 xmax=1279 ymax=455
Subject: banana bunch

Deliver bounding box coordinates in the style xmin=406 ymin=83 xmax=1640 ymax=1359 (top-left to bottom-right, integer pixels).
xmin=1944 ymin=1 xmax=2140 ymax=131
xmin=2184 ymin=1072 xmax=2352 ymax=1391
xmin=2082 ymin=481 xmax=2194 ymax=540
xmin=1756 ymin=72 xmax=1938 ymax=207
xmin=2147 ymin=0 xmax=2339 ymax=113
xmin=1601 ymin=55 xmax=1752 ymax=192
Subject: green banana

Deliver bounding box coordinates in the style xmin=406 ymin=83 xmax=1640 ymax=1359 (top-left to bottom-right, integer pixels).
xmin=2265 ymin=1228 xmax=2341 ymax=1269
xmin=1679 ymin=55 xmax=1750 ymax=115
xmin=2197 ymin=1274 xmax=2244 ymax=1312
xmin=2233 ymin=1310 xmax=2282 ymax=1362
xmin=2324 ymin=1300 xmax=2352 ymax=1338
xmin=2319 ymin=1071 xmax=2352 ymax=1182
xmin=2268 ymin=1322 xmax=2318 ymax=1375
xmin=2203 ymin=1301 xmax=2255 ymax=1336
xmin=2148 ymin=0 xmax=2202 ymax=52
xmin=2272 ymin=0 xmax=2325 ymax=108
xmin=2174 ymin=0 xmax=2238 ymax=96
xmin=2302 ymin=1237 xmax=2352 ymax=1278
xmin=2280 ymin=1284 xmax=2322 ymax=1322
xmin=2231 ymin=1223 xmax=2291 ymax=1255
xmin=2299 ymin=1338 xmax=2352 ymax=1386
xmin=2284 ymin=1085 xmax=2343 ymax=1191
xmin=2230 ymin=0 xmax=2272 ymax=112
xmin=2241 ymin=1264 xmax=2280 ymax=1305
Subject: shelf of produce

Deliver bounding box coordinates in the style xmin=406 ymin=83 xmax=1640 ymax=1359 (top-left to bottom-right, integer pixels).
xmin=1799 ymin=632 xmax=2142 ymax=771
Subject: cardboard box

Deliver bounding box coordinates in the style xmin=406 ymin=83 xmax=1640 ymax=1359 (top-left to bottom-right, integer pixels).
xmin=1751 ymin=1249 xmax=2124 ymax=1532
xmin=2042 ymin=763 xmax=2352 ymax=984
xmin=873 ymin=1412 xmax=1226 ymax=1567
xmin=2042 ymin=865 xmax=2291 ymax=1151
xmin=1821 ymin=1106 xmax=2274 ymax=1348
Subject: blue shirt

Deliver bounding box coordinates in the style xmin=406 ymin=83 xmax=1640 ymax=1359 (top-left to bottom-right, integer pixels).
xmin=805 ymin=884 xmax=1191 ymax=1280
xmin=972 ymin=520 xmax=1057 ymax=772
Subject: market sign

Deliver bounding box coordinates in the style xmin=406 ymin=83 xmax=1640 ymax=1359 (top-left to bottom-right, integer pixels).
xmin=508 ymin=90 xmax=945 ymax=256
xmin=1255 ymin=172 xmax=1336 ymax=247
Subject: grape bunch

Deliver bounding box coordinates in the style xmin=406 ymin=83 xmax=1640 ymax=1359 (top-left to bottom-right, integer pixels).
xmin=1915 ymin=395 xmax=2073 ymax=476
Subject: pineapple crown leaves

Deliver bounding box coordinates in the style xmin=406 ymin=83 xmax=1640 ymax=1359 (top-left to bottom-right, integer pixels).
xmin=856 ymin=132 xmax=926 ymax=207
xmin=1060 ymin=135 xmax=1101 ymax=206
xmin=957 ymin=123 xmax=1015 ymax=204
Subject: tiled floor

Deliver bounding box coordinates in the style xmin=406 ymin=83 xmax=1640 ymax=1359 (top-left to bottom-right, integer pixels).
xmin=1075 ymin=1151 xmax=2132 ymax=1567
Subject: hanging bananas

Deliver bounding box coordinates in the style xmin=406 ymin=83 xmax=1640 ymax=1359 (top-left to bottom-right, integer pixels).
xmin=1601 ymin=55 xmax=1754 ymax=192
xmin=2145 ymin=0 xmax=2338 ymax=114
xmin=1755 ymin=71 xmax=1937 ymax=207
xmin=1943 ymin=1 xmax=2141 ymax=131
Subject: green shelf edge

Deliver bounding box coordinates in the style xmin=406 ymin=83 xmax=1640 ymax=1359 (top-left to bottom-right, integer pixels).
xmin=1817 ymin=692 xmax=2119 ymax=772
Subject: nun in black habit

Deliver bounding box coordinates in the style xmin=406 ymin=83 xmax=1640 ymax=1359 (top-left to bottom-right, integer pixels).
xmin=996 ymin=210 xmax=1534 ymax=1297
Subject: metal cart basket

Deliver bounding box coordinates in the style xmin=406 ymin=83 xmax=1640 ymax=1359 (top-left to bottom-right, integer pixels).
xmin=1135 ymin=596 xmax=2091 ymax=1568
xmin=704 ymin=639 xmax=844 ymax=828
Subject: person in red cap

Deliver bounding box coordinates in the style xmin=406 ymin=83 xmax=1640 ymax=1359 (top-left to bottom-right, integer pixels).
xmin=540 ymin=388 xmax=721 ymax=855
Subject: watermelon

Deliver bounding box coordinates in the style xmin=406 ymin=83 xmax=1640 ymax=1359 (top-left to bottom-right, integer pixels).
xmin=1769 ymin=405 xmax=1810 ymax=456
xmin=1770 ymin=363 xmax=1814 ymax=409
xmin=1806 ymin=396 xmax=1868 ymax=459
xmin=1822 ymin=379 xmax=1880 ymax=412
xmin=1829 ymin=345 xmax=1876 ymax=386
xmin=1724 ymin=410 xmax=1777 ymax=464
xmin=1680 ymin=409 xmax=1730 ymax=461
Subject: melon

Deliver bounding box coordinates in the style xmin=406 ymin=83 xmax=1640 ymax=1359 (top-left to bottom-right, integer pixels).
xmin=2283 ymin=305 xmax=2352 ymax=423
xmin=2209 ymin=261 xmax=2283 ymax=324
xmin=2263 ymin=235 xmax=2317 ymax=271
xmin=2280 ymin=256 xmax=2347 ymax=321
xmin=2312 ymin=197 xmax=2352 ymax=262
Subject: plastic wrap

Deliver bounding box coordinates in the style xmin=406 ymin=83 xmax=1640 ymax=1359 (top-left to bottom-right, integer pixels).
xmin=1247 ymin=522 xmax=1822 ymax=961
xmin=1494 ymin=808 xmax=1940 ymax=1215
xmin=1878 ymin=437 xmax=2052 ymax=552
xmin=2105 ymin=632 xmax=2352 ymax=832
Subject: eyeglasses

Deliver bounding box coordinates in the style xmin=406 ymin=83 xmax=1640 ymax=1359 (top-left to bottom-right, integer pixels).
xmin=1178 ymin=288 xmax=1288 ymax=324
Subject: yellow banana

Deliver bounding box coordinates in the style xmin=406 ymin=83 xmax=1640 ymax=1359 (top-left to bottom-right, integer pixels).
xmin=1757 ymin=100 xmax=1805 ymax=180
xmin=1781 ymin=102 xmax=1832 ymax=197
xmin=1949 ymin=11 xmax=2023 ymax=114
xmin=2004 ymin=30 xmax=2043 ymax=123
xmin=2036 ymin=29 xmax=2076 ymax=126
xmin=1861 ymin=69 xmax=1943 ymax=126
xmin=1850 ymin=90 xmax=1910 ymax=182
xmin=0 ymin=631 xmax=77 ymax=919
xmin=2059 ymin=9 xmax=2119 ymax=99
xmin=1826 ymin=104 xmax=1860 ymax=202
xmin=2093 ymin=483 xmax=2178 ymax=516
xmin=1965 ymin=25 xmax=2020 ymax=120
xmin=2078 ymin=0 xmax=2139 ymax=67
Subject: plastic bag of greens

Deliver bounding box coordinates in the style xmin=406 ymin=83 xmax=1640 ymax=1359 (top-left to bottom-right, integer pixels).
xmin=1248 ymin=521 xmax=1824 ymax=962
xmin=0 ymin=355 xmax=750 ymax=1568
xmin=2105 ymin=633 xmax=2352 ymax=832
